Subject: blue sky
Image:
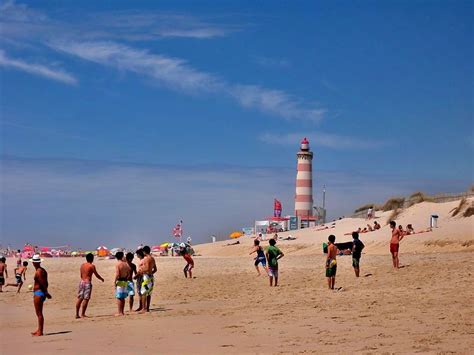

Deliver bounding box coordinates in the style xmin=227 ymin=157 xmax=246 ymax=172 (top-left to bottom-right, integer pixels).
xmin=1 ymin=0 xmax=472 ymax=249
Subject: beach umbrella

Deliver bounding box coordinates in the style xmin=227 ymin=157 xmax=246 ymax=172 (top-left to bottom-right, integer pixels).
xmin=160 ymin=242 xmax=169 ymax=248
xmin=229 ymin=231 xmax=243 ymax=239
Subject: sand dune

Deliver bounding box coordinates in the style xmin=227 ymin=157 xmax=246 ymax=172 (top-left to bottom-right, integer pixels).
xmin=0 ymin=198 xmax=473 ymax=354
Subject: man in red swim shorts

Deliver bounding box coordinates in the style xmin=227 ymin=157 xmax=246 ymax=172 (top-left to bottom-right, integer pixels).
xmin=179 ymin=243 xmax=194 ymax=278
xmin=389 ymin=220 xmax=404 ymax=269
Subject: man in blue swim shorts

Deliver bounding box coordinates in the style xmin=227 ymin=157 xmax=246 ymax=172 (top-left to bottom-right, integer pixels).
xmin=31 ymin=255 xmax=52 ymax=336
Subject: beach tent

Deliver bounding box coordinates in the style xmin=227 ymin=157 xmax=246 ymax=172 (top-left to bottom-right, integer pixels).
xmin=97 ymin=246 xmax=109 ymax=257
xmin=229 ymin=231 xmax=243 ymax=239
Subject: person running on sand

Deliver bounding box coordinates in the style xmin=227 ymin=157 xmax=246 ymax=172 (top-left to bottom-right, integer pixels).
xmin=76 ymin=253 xmax=104 ymax=319
xmin=5 ymin=261 xmax=28 ymax=293
xmin=0 ymin=257 xmax=7 ymax=292
xmin=326 ymin=235 xmax=338 ymax=289
xmin=351 ymin=232 xmax=365 ymax=277
xmin=265 ymin=239 xmax=284 ymax=287
xmin=134 ymin=249 xmax=145 ymax=312
xmin=31 ymin=255 xmax=52 ymax=336
xmin=126 ymin=252 xmax=137 ymax=312
xmin=390 ymin=221 xmax=404 ymax=269
xmin=114 ymin=251 xmax=131 ymax=316
xmin=249 ymin=239 xmax=268 ymax=276
xmin=179 ymin=243 xmax=194 ymax=278
xmin=139 ymin=246 xmax=157 ymax=313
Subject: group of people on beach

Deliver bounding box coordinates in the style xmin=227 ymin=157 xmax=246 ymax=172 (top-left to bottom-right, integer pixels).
xmin=0 ymin=242 xmax=195 ymax=336
xmin=0 ymin=218 xmax=411 ymax=335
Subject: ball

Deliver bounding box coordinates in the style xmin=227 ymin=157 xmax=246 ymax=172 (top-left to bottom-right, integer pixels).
xmin=28 ymin=284 xmax=33 ymax=291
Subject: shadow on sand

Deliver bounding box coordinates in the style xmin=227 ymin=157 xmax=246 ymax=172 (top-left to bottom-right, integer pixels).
xmin=44 ymin=331 xmax=72 ymax=336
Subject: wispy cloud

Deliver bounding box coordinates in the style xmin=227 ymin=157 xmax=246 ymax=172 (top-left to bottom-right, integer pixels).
xmin=51 ymin=40 xmax=325 ymax=122
xmin=0 ymin=2 xmax=237 ymax=42
xmin=0 ymin=50 xmax=78 ymax=85
xmin=253 ymin=55 xmax=290 ymax=68
xmin=258 ymin=132 xmax=389 ymax=150
xmin=230 ymin=85 xmax=326 ymax=122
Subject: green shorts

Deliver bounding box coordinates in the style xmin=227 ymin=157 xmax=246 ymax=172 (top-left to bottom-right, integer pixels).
xmin=352 ymin=257 xmax=360 ymax=267
xmin=326 ymin=264 xmax=337 ymax=277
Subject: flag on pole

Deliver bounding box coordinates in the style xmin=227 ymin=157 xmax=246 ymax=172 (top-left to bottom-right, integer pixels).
xmin=173 ymin=220 xmax=183 ymax=239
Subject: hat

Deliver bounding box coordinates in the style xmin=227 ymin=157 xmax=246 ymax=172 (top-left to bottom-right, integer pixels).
xmin=179 ymin=243 xmax=186 ymax=248
xmin=30 ymin=254 xmax=43 ymax=263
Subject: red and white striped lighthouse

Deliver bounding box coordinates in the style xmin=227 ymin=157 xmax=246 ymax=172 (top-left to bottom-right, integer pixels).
xmin=295 ymin=137 xmax=314 ymax=217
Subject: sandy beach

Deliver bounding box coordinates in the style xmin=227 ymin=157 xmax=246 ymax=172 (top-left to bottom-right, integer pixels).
xmin=1 ymin=199 xmax=473 ymax=354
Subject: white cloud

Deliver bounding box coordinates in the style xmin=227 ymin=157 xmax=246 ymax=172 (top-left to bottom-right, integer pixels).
xmin=50 ymin=40 xmax=325 ymax=122
xmin=258 ymin=132 xmax=388 ymax=150
xmin=0 ymin=50 xmax=77 ymax=85
xmin=230 ymin=85 xmax=326 ymax=122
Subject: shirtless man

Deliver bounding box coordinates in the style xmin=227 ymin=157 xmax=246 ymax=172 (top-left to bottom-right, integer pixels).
xmin=114 ymin=251 xmax=131 ymax=316
xmin=76 ymin=253 xmax=104 ymax=319
xmin=326 ymin=235 xmax=338 ymax=290
xmin=139 ymin=246 xmax=157 ymax=313
xmin=125 ymin=252 xmax=137 ymax=312
xmin=390 ymin=221 xmax=404 ymax=269
xmin=16 ymin=250 xmax=22 ymax=268
xmin=0 ymin=257 xmax=7 ymax=292
xmin=31 ymin=254 xmax=52 ymax=336
xmin=5 ymin=261 xmax=28 ymax=293
xmin=134 ymin=249 xmax=145 ymax=312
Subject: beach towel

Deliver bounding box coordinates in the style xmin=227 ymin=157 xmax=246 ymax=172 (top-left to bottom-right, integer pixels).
xmin=140 ymin=274 xmax=154 ymax=296
xmin=115 ymin=280 xmax=129 ymax=299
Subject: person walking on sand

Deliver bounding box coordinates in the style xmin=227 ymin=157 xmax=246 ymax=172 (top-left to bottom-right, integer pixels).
xmin=31 ymin=254 xmax=52 ymax=336
xmin=179 ymin=243 xmax=194 ymax=279
xmin=139 ymin=246 xmax=157 ymax=313
xmin=16 ymin=250 xmax=22 ymax=268
xmin=125 ymin=252 xmax=137 ymax=312
xmin=0 ymin=257 xmax=7 ymax=292
xmin=367 ymin=206 xmax=373 ymax=220
xmin=249 ymin=239 xmax=268 ymax=276
xmin=351 ymin=232 xmax=365 ymax=277
xmin=265 ymin=239 xmax=284 ymax=287
xmin=5 ymin=261 xmax=28 ymax=293
xmin=390 ymin=221 xmax=404 ymax=269
xmin=114 ymin=252 xmax=131 ymax=316
xmin=76 ymin=253 xmax=104 ymax=319
xmin=326 ymin=235 xmax=338 ymax=289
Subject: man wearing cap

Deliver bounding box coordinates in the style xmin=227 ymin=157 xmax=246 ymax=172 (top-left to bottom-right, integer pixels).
xmin=179 ymin=243 xmax=194 ymax=279
xmin=31 ymin=254 xmax=52 ymax=336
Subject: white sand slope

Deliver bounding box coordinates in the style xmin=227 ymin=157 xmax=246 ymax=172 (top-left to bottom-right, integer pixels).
xmin=195 ymin=198 xmax=474 ymax=257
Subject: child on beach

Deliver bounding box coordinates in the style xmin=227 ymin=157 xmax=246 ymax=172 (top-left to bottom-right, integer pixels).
xmin=326 ymin=235 xmax=338 ymax=289
xmin=5 ymin=261 xmax=28 ymax=293
xmin=265 ymin=239 xmax=284 ymax=287
xmin=390 ymin=221 xmax=404 ymax=269
xmin=126 ymin=252 xmax=137 ymax=312
xmin=351 ymin=232 xmax=365 ymax=277
xmin=76 ymin=253 xmax=104 ymax=319
xmin=249 ymin=239 xmax=268 ymax=276
xmin=0 ymin=257 xmax=7 ymax=292
xmin=179 ymin=243 xmax=194 ymax=278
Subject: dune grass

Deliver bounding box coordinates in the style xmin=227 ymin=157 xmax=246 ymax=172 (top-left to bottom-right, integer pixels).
xmin=382 ymin=197 xmax=405 ymax=212
xmin=386 ymin=208 xmax=402 ymax=224
xmin=452 ymin=197 xmax=467 ymax=217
